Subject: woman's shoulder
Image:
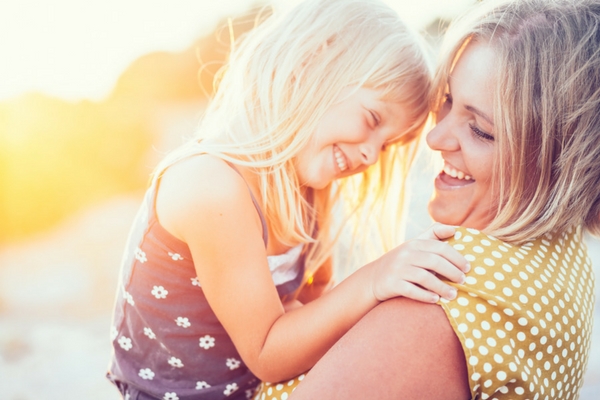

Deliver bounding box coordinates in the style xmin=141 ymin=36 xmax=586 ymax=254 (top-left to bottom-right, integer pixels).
xmin=439 ymin=225 xmax=594 ymax=399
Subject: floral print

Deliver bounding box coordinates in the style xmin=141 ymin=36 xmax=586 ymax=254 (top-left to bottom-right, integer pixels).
xmin=139 ymin=368 xmax=155 ymax=380
xmin=223 ymin=383 xmax=238 ymax=396
xmin=118 ymin=336 xmax=132 ymax=351
xmin=135 ymin=247 xmax=147 ymax=263
xmin=196 ymin=381 xmax=211 ymax=390
xmin=151 ymin=285 xmax=168 ymax=299
xmin=168 ymin=356 xmax=184 ymax=368
xmin=143 ymin=327 xmax=156 ymax=339
xmin=199 ymin=335 xmax=215 ymax=350
xmin=175 ymin=317 xmax=191 ymax=328
xmin=226 ymin=358 xmax=241 ymax=370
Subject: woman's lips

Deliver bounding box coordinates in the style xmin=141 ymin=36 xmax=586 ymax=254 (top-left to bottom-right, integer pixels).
xmin=436 ymin=171 xmax=476 ymax=189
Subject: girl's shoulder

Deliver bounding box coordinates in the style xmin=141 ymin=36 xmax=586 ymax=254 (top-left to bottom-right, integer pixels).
xmin=156 ymin=155 xmax=261 ymax=242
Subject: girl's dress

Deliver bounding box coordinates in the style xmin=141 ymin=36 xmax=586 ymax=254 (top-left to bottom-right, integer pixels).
xmin=254 ymin=226 xmax=595 ymax=400
xmin=107 ymin=162 xmax=305 ymax=400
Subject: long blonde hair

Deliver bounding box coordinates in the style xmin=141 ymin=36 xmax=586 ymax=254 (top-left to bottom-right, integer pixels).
xmin=155 ymin=0 xmax=432 ymax=271
xmin=432 ymin=0 xmax=600 ymax=243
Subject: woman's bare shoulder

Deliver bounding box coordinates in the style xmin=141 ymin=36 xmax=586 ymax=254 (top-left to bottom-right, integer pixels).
xmin=290 ymin=298 xmax=470 ymax=399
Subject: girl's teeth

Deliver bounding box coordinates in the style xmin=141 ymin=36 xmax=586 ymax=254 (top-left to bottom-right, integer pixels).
xmin=334 ymin=147 xmax=347 ymax=171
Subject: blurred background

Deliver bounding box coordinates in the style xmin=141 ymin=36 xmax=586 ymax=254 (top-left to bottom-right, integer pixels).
xmin=0 ymin=0 xmax=598 ymax=398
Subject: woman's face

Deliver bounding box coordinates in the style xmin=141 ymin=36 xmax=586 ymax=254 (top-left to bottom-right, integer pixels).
xmin=294 ymin=87 xmax=414 ymax=189
xmin=427 ymin=42 xmax=499 ymax=230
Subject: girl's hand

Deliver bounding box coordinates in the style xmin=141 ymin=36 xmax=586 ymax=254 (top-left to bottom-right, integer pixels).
xmin=368 ymin=223 xmax=469 ymax=303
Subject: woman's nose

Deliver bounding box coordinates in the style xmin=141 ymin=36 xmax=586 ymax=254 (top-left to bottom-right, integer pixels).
xmin=426 ymin=117 xmax=459 ymax=152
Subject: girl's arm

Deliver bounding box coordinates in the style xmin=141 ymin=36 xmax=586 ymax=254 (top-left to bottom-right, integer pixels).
xmin=296 ymin=257 xmax=334 ymax=304
xmin=289 ymin=298 xmax=471 ymax=399
xmin=157 ymin=156 xmax=469 ymax=383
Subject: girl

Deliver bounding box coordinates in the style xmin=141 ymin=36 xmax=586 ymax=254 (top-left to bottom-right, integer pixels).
xmin=107 ymin=0 xmax=470 ymax=399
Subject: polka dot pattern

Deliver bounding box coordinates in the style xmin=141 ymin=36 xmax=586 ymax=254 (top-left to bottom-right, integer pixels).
xmin=252 ymin=227 xmax=594 ymax=399
xmin=252 ymin=374 xmax=304 ymax=399
xmin=440 ymin=226 xmax=595 ymax=399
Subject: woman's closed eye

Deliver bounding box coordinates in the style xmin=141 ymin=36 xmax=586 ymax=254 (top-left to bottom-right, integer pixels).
xmin=469 ymin=123 xmax=494 ymax=141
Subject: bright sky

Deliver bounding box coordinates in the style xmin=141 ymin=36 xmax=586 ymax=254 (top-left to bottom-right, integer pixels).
xmin=0 ymin=0 xmax=473 ymax=102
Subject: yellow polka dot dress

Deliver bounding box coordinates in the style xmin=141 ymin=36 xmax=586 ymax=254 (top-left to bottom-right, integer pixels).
xmin=253 ymin=226 xmax=595 ymax=400
xmin=440 ymin=226 xmax=595 ymax=399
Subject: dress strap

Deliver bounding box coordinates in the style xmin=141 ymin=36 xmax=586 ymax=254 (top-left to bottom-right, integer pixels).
xmin=224 ymin=161 xmax=268 ymax=248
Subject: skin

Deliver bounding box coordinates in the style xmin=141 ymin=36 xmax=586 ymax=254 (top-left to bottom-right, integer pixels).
xmin=289 ymin=41 xmax=498 ymax=399
xmin=294 ymin=87 xmax=413 ymax=189
xmin=154 ymin=87 xmax=470 ymax=382
xmin=427 ymin=42 xmax=497 ymax=229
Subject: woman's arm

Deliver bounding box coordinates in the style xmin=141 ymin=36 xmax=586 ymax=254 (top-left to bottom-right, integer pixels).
xmin=289 ymin=297 xmax=471 ymax=400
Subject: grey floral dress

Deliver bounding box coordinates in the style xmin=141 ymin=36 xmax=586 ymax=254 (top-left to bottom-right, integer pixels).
xmin=107 ymin=164 xmax=305 ymax=400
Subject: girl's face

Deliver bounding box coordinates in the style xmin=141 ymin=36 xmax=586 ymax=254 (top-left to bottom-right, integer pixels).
xmin=427 ymin=42 xmax=499 ymax=230
xmin=294 ymin=87 xmax=414 ymax=189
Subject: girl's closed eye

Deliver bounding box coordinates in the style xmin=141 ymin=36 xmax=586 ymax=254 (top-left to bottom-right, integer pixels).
xmin=368 ymin=110 xmax=380 ymax=127
xmin=469 ymin=123 xmax=494 ymax=141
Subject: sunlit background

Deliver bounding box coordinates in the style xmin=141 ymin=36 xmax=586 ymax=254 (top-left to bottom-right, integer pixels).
xmin=0 ymin=1 xmax=598 ymax=398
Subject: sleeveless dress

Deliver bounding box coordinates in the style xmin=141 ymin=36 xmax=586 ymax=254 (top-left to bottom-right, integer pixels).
xmin=107 ymin=163 xmax=306 ymax=400
xmin=253 ymin=226 xmax=595 ymax=400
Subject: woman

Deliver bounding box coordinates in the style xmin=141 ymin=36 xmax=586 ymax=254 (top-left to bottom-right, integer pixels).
xmin=256 ymin=0 xmax=599 ymax=398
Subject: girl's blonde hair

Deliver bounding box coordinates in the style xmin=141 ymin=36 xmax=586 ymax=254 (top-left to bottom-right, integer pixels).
xmin=155 ymin=0 xmax=432 ymax=271
xmin=431 ymin=0 xmax=600 ymax=243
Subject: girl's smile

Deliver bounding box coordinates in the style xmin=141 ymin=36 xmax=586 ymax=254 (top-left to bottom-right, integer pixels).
xmin=294 ymin=87 xmax=415 ymax=189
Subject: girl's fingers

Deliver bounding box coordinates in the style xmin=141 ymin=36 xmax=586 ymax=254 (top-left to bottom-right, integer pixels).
xmin=402 ymin=266 xmax=458 ymax=301
xmin=413 ymin=239 xmax=471 ymax=274
xmin=411 ymin=250 xmax=466 ymax=284
xmin=416 ymin=222 xmax=456 ymax=241
xmin=395 ymin=279 xmax=442 ymax=303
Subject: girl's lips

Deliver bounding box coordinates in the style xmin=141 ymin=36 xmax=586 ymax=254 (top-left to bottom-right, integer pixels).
xmin=333 ymin=145 xmax=349 ymax=173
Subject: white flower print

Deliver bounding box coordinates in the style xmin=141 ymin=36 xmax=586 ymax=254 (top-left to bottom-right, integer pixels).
xmin=110 ymin=326 xmax=118 ymax=341
xmin=168 ymin=356 xmax=184 ymax=368
xmin=226 ymin=358 xmax=241 ymax=370
xmin=199 ymin=335 xmax=215 ymax=350
xmin=223 ymin=383 xmax=238 ymax=396
xmin=143 ymin=327 xmax=156 ymax=340
xmin=175 ymin=317 xmax=191 ymax=328
xmin=151 ymin=285 xmax=168 ymax=299
xmin=245 ymin=389 xmax=254 ymax=399
xmin=196 ymin=381 xmax=211 ymax=390
xmin=135 ymin=247 xmax=147 ymax=263
xmin=191 ymin=277 xmax=201 ymax=287
xmin=118 ymin=336 xmax=133 ymax=351
xmin=163 ymin=393 xmax=179 ymax=400
xmin=124 ymin=291 xmax=135 ymax=306
xmin=168 ymin=252 xmax=183 ymax=261
xmin=138 ymin=368 xmax=155 ymax=380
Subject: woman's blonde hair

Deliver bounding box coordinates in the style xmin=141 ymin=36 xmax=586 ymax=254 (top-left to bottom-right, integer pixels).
xmin=432 ymin=0 xmax=600 ymax=243
xmin=154 ymin=0 xmax=432 ymax=271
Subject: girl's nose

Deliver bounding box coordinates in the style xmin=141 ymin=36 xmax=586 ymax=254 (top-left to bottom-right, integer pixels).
xmin=359 ymin=142 xmax=380 ymax=166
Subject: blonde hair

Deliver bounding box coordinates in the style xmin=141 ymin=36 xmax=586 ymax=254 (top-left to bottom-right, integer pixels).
xmin=431 ymin=0 xmax=600 ymax=243
xmin=155 ymin=0 xmax=432 ymax=271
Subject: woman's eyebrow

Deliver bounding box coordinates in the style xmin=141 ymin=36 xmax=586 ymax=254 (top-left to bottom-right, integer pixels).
xmin=465 ymin=105 xmax=494 ymax=126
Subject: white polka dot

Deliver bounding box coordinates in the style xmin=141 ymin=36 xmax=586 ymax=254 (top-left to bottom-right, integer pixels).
xmin=469 ymin=356 xmax=479 ymax=366
xmin=479 ymin=346 xmax=489 ymax=355
xmin=463 ymin=235 xmax=473 ymax=242
xmin=453 ymin=244 xmax=465 ymax=251
xmin=473 ymin=246 xmax=484 ymax=253
xmin=458 ymin=323 xmax=468 ymax=333
xmin=494 ymin=272 xmax=505 ymax=281
xmin=475 ymin=267 xmax=486 ymax=275
xmin=517 ymin=332 xmax=526 ymax=341
xmin=485 ymin=281 xmax=496 ymax=290
xmin=511 ymin=279 xmax=522 ymax=288
xmin=492 ymin=251 xmax=503 ymax=258
xmin=518 ymin=318 xmax=528 ymax=326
